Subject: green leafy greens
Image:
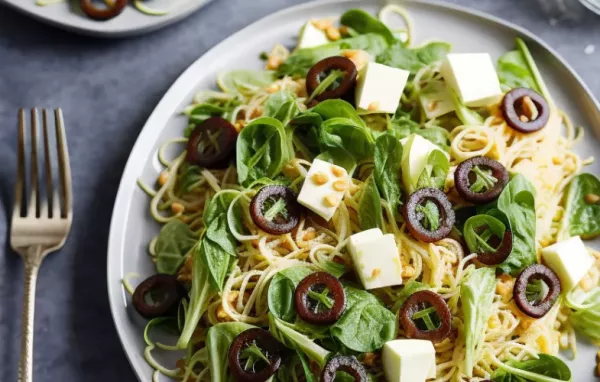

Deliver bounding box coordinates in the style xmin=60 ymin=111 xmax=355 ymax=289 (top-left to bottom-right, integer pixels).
xmin=340 ymin=8 xmax=396 ymax=44
xmin=377 ymin=41 xmax=451 ymax=74
xmin=374 ymin=132 xmax=403 ymax=214
xmin=154 ymin=219 xmax=198 ymax=274
xmin=358 ymin=175 xmax=384 ymax=230
xmin=561 ymin=173 xmax=600 ymax=239
xmin=566 ymin=288 xmax=600 ymax=343
xmin=206 ymin=322 xmax=254 ymax=382
xmin=491 ymin=354 xmax=572 ymax=382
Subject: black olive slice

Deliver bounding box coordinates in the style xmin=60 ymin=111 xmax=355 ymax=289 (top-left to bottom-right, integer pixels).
xmin=513 ymin=264 xmax=561 ymax=319
xmin=186 ymin=116 xmax=238 ymax=168
xmin=477 ymin=230 xmax=513 ymax=265
xmin=228 ymin=328 xmax=284 ymax=382
xmin=80 ymin=0 xmax=127 ymax=20
xmin=306 ymin=56 xmax=358 ymax=103
xmin=132 ymin=274 xmax=185 ymax=319
xmin=399 ymin=290 xmax=452 ymax=343
xmin=404 ymin=188 xmax=455 ymax=243
xmin=502 ymin=88 xmax=550 ymax=133
xmin=455 ymin=156 xmax=509 ymax=204
xmin=320 ymin=355 xmax=368 ymax=382
xmin=294 ymin=272 xmax=346 ymax=325
xmin=250 ymin=185 xmax=302 ymax=235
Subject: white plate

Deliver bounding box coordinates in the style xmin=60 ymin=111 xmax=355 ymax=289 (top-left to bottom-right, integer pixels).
xmin=107 ymin=0 xmax=600 ymax=380
xmin=1 ymin=0 xmax=215 ymax=37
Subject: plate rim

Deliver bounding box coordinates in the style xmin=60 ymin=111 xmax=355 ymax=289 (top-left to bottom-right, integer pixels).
xmin=106 ymin=0 xmax=600 ymax=379
xmin=1 ymin=0 xmax=215 ymax=38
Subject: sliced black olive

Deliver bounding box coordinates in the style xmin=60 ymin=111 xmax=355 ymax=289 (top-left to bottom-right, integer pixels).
xmin=80 ymin=0 xmax=127 ymax=20
xmin=477 ymin=230 xmax=513 ymax=266
xmin=513 ymin=264 xmax=561 ymax=318
xmin=502 ymin=88 xmax=550 ymax=133
xmin=295 ymin=272 xmax=346 ymax=325
xmin=454 ymin=156 xmax=509 ymax=204
xmin=132 ymin=274 xmax=185 ymax=319
xmin=306 ymin=56 xmax=357 ymax=103
xmin=404 ymin=188 xmax=455 ymax=243
xmin=228 ymin=328 xmax=284 ymax=382
xmin=186 ymin=116 xmax=237 ymax=168
xmin=250 ymin=185 xmax=302 ymax=235
xmin=399 ymin=290 xmax=452 ymax=343
xmin=320 ymin=355 xmax=368 ymax=382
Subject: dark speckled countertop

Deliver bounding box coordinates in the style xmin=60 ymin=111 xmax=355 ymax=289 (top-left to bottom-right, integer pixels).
xmin=0 ymin=0 xmax=598 ymax=381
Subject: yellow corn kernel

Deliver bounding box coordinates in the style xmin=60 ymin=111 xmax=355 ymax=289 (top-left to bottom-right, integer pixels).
xmin=488 ymin=316 xmax=501 ymax=329
xmin=171 ymin=202 xmax=185 ymax=214
xmin=324 ymin=194 xmax=339 ymax=207
xmin=552 ymin=156 xmax=563 ymax=165
xmin=266 ymin=56 xmax=283 ymax=70
xmin=303 ymin=230 xmax=316 ymax=241
xmin=536 ymin=335 xmax=550 ymax=354
xmin=331 ymin=165 xmax=345 ymax=177
xmin=266 ymin=84 xmax=280 ymax=94
xmin=495 ymin=281 xmax=511 ymax=298
xmin=339 ymin=25 xmax=350 ymax=36
xmin=157 ymin=171 xmax=168 ymax=186
xmin=312 ymin=18 xmax=334 ymax=30
xmin=326 ymin=26 xmax=341 ymax=41
xmin=341 ymin=49 xmax=370 ymax=71
xmin=333 ymin=179 xmax=348 ymax=192
xmin=368 ymin=102 xmax=380 ymax=111
xmin=402 ymin=265 xmax=415 ymax=278
xmin=312 ymin=172 xmax=329 ymax=185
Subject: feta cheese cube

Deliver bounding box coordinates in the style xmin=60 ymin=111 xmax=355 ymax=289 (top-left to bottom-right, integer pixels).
xmin=541 ymin=236 xmax=595 ymax=291
xmin=440 ymin=53 xmax=502 ymax=107
xmin=297 ymin=21 xmax=330 ymax=49
xmin=297 ymin=159 xmax=349 ymax=221
xmin=355 ymin=62 xmax=409 ymax=114
xmin=382 ymin=340 xmax=436 ymax=382
xmin=400 ymin=134 xmax=449 ymax=194
xmin=347 ymin=232 xmax=402 ymax=289
xmin=419 ymin=80 xmax=455 ymax=119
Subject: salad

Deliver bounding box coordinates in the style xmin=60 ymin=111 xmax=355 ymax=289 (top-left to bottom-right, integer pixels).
xmin=128 ymin=5 xmax=600 ymax=382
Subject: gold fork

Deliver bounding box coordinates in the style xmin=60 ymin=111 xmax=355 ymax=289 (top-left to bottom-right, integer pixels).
xmin=10 ymin=109 xmax=73 ymax=382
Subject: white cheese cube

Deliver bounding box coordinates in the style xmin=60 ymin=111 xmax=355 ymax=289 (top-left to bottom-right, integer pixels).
xmin=419 ymin=80 xmax=455 ymax=119
xmin=541 ymin=236 xmax=595 ymax=291
xmin=297 ymin=159 xmax=349 ymax=221
xmin=355 ymin=62 xmax=409 ymax=114
xmin=382 ymin=340 xmax=436 ymax=382
xmin=440 ymin=53 xmax=502 ymax=107
xmin=347 ymin=233 xmax=402 ymax=290
xmin=297 ymin=21 xmax=330 ymax=49
xmin=400 ymin=134 xmax=449 ymax=194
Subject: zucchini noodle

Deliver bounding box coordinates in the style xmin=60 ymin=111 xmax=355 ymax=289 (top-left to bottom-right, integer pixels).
xmin=132 ymin=6 xmax=600 ymax=381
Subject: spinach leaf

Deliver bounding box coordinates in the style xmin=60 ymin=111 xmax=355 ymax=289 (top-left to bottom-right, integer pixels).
xmin=376 ymin=41 xmax=451 ymax=74
xmin=416 ymin=149 xmax=450 ymax=190
xmin=496 ymin=38 xmax=553 ymax=107
xmin=389 ymin=111 xmax=450 ymax=151
xmin=491 ymin=354 xmax=572 ymax=382
xmin=237 ymin=117 xmax=291 ymax=187
xmin=461 ymin=267 xmax=496 ymax=377
xmin=358 ymin=176 xmax=383 ymax=230
xmin=391 ymin=281 xmax=429 ymax=311
xmin=206 ymin=322 xmax=254 ymax=382
xmin=566 ymin=288 xmax=600 ymax=343
xmin=268 ymin=266 xmax=314 ymax=322
xmin=269 ymin=313 xmax=331 ymax=367
xmin=310 ymin=99 xmax=366 ymax=127
xmin=315 ymin=151 xmax=357 ymax=176
xmin=177 ymin=243 xmax=217 ymax=348
xmin=448 ymin=87 xmax=484 ymax=126
xmin=201 ymin=191 xmax=240 ymax=290
xmin=263 ymin=90 xmax=301 ymax=126
xmin=562 ymin=173 xmax=600 ymax=239
xmin=320 ymin=117 xmax=375 ymax=161
xmin=340 ymin=8 xmax=396 ymax=44
xmin=331 ymin=285 xmax=396 ymax=352
xmin=374 ymin=133 xmax=403 ymax=215
xmin=154 ymin=220 xmax=198 ymax=275
xmin=277 ymin=33 xmax=389 ymax=77
xmin=217 ymin=70 xmax=276 ymax=94
xmin=495 ymin=174 xmax=537 ymax=275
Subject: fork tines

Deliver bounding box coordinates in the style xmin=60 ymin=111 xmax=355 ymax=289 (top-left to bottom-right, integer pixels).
xmin=15 ymin=108 xmax=72 ymax=221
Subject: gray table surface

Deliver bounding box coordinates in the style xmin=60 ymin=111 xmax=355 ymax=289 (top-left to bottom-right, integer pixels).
xmin=0 ymin=0 xmax=598 ymax=381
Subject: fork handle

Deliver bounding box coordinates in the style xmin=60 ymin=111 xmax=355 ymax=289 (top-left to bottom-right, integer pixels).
xmin=18 ymin=245 xmax=43 ymax=382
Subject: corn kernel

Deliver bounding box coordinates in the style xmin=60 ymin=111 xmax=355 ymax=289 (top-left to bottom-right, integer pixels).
xmin=157 ymin=171 xmax=168 ymax=186
xmin=326 ymin=26 xmax=341 ymax=41
xmin=324 ymin=194 xmax=339 ymax=207
xmin=171 ymin=202 xmax=185 ymax=214
xmin=303 ymin=230 xmax=316 ymax=241
xmin=339 ymin=25 xmax=350 ymax=36
xmin=402 ymin=265 xmax=415 ymax=278
xmin=331 ymin=165 xmax=345 ymax=177
xmin=312 ymin=18 xmax=333 ymax=30
xmin=312 ymin=172 xmax=329 ymax=185
xmin=266 ymin=84 xmax=280 ymax=94
xmin=332 ymin=179 xmax=348 ymax=192
xmin=368 ymin=101 xmax=380 ymax=111
xmin=266 ymin=56 xmax=283 ymax=70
